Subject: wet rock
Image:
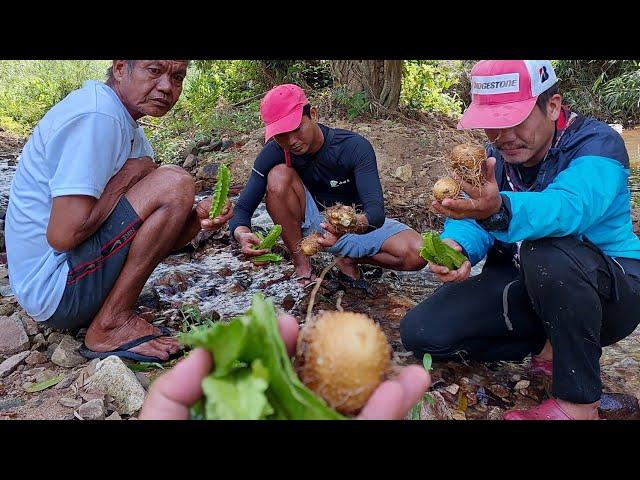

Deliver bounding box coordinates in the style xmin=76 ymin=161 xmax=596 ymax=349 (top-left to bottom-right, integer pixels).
xmin=487 ymin=407 xmax=504 ymax=420
xmin=137 ymin=284 xmax=161 ymax=310
xmin=25 ymin=351 xmax=47 ymax=366
xmin=59 ymin=397 xmax=82 ymax=409
xmin=598 ymin=393 xmax=640 ymax=420
xmin=87 ymin=356 xmax=146 ymax=415
xmin=51 ymin=336 xmax=86 ymax=368
xmin=154 ymin=272 xmax=190 ymax=293
xmin=78 ymin=399 xmax=105 ymax=420
xmin=0 ymin=284 xmax=13 ymax=297
xmin=0 ymin=315 xmax=30 ymax=355
xmin=282 ymin=294 xmax=295 ymax=311
xmin=183 ymin=153 xmax=198 ymax=170
xmin=0 ymin=351 xmax=30 ymax=378
xmin=217 ymin=267 xmax=232 ymax=277
xmin=487 ymin=384 xmax=510 ymax=399
xmin=0 ymin=397 xmax=24 ymax=411
xmin=419 ymin=391 xmax=454 ymax=420
xmin=444 ymin=384 xmax=460 ymax=395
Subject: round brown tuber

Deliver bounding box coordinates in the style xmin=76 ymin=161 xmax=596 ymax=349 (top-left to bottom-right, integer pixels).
xmin=432 ymin=176 xmax=461 ymax=200
xmin=324 ymin=204 xmax=358 ymax=234
xmin=295 ymin=311 xmax=392 ymax=415
xmin=300 ymin=232 xmax=322 ymax=256
xmin=451 ymin=143 xmax=486 ymax=171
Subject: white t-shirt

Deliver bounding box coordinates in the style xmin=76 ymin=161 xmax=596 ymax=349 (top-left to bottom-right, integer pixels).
xmin=5 ymin=80 xmax=154 ymax=321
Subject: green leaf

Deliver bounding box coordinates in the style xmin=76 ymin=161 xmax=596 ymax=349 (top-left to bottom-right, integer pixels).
xmin=25 ymin=374 xmax=65 ymax=393
xmin=424 ymin=393 xmax=435 ymax=407
xmin=128 ymin=362 xmax=165 ymax=372
xmin=180 ymin=293 xmax=344 ymax=420
xmin=422 ymin=353 xmax=433 ymax=372
xmin=419 ymin=231 xmax=467 ymax=270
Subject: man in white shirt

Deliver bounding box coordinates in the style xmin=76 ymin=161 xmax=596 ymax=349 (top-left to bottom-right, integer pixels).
xmin=5 ymin=60 xmax=232 ymax=362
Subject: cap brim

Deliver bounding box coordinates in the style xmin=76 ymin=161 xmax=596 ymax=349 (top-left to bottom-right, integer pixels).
xmin=264 ymin=106 xmax=304 ymax=141
xmin=457 ymin=97 xmax=538 ymax=130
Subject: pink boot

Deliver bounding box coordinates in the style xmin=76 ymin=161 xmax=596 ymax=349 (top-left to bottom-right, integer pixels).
xmin=504 ymin=399 xmax=574 ymax=420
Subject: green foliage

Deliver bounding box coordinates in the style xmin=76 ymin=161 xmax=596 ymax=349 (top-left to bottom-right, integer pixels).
xmin=554 ymin=60 xmax=640 ymax=124
xmin=0 ymin=60 xmax=109 ymax=134
xmin=332 ymin=89 xmax=370 ymax=119
xmin=401 ymin=60 xmax=464 ymax=117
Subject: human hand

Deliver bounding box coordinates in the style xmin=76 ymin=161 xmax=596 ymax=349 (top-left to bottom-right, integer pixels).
xmin=431 ymin=157 xmax=502 ymax=220
xmin=140 ymin=314 xmax=431 ymax=420
xmin=196 ymin=199 xmax=233 ymax=231
xmin=427 ymin=238 xmax=471 ymax=283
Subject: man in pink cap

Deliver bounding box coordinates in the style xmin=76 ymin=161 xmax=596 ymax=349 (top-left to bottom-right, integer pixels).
xmin=400 ymin=60 xmax=640 ymax=420
xmin=228 ymin=84 xmax=426 ymax=286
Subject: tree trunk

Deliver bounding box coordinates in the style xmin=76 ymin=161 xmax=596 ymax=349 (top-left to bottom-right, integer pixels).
xmin=330 ymin=60 xmax=403 ymax=111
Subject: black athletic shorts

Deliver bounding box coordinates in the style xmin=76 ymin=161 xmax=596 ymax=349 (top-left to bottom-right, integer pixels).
xmin=44 ymin=195 xmax=142 ymax=329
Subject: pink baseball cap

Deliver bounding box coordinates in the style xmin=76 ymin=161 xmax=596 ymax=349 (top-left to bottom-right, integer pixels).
xmin=458 ymin=60 xmax=558 ymax=130
xmin=260 ymin=84 xmax=309 ymax=142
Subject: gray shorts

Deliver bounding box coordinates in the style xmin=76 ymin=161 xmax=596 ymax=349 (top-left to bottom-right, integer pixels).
xmin=44 ymin=196 xmax=142 ymax=330
xmin=301 ymin=188 xmax=410 ymax=258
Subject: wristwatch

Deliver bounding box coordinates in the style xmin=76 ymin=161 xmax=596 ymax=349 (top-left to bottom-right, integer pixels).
xmin=478 ymin=195 xmax=511 ymax=232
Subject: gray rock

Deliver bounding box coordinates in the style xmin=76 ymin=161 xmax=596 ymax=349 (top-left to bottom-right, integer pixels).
xmin=59 ymin=397 xmax=82 ymax=409
xmin=487 ymin=407 xmax=504 ymax=420
xmin=182 ymin=153 xmax=198 ymax=170
xmin=78 ymin=399 xmax=105 ymax=420
xmin=0 ymin=315 xmax=29 ymax=355
xmin=44 ymin=343 xmax=57 ymax=360
xmin=25 ymin=351 xmax=47 ymax=366
xmin=105 ymin=411 xmax=122 ymax=421
xmin=0 ymin=397 xmax=24 ymax=411
xmin=51 ymin=336 xmax=86 ymax=368
xmin=0 ymin=303 xmax=16 ymax=317
xmin=54 ymin=372 xmax=77 ymax=390
xmin=19 ymin=315 xmax=39 ymax=336
xmin=47 ymin=332 xmax=66 ymax=345
xmin=0 ymin=351 xmax=30 ymax=378
xmin=135 ymin=372 xmax=150 ymax=390
xmin=32 ymin=333 xmax=46 ymax=348
xmin=87 ymin=356 xmax=146 ymax=415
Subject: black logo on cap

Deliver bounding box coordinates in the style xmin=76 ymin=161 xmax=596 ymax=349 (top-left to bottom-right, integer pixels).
xmin=539 ymin=66 xmax=549 ymax=83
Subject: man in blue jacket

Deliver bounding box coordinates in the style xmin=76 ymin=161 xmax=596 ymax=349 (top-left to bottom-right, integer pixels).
xmin=400 ymin=60 xmax=640 ymax=420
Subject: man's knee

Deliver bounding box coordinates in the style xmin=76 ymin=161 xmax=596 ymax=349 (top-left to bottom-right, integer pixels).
xmin=520 ymin=236 xmax=580 ymax=296
xmin=400 ymin=303 xmax=461 ymax=358
xmin=155 ymin=165 xmax=195 ymax=207
xmin=267 ymin=164 xmax=299 ymax=197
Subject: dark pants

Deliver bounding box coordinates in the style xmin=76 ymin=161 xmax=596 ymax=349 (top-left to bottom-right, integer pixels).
xmin=400 ymin=236 xmax=640 ymax=404
xmin=44 ymin=196 xmax=142 ymax=330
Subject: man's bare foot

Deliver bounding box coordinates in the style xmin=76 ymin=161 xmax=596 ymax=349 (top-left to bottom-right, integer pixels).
xmin=336 ymin=257 xmax=359 ymax=280
xmin=291 ymin=254 xmax=317 ymax=286
xmin=85 ymin=312 xmax=181 ymax=360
